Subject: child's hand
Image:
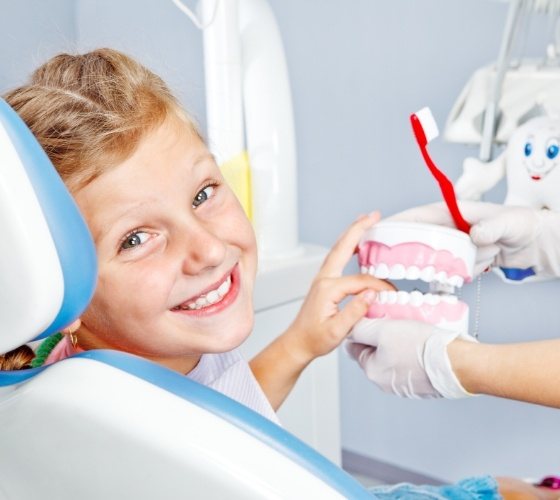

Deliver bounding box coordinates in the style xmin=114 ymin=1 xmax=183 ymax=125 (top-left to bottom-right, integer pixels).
xmin=496 ymin=477 xmax=560 ymax=499
xmin=250 ymin=212 xmax=395 ymax=410
xmin=284 ymin=212 xmax=395 ymax=365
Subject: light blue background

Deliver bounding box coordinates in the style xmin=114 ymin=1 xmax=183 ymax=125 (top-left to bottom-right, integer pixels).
xmin=1 ymin=0 xmax=558 ymax=482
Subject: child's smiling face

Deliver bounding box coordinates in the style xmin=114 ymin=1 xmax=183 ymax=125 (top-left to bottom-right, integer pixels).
xmin=73 ymin=119 xmax=257 ymax=373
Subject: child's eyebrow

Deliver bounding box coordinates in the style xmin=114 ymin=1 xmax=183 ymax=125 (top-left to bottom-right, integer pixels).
xmin=192 ymin=152 xmax=215 ymax=168
xmin=93 ymin=198 xmax=159 ymax=238
xmin=110 ymin=199 xmax=157 ymax=220
xmin=91 ymin=199 xmax=157 ymax=246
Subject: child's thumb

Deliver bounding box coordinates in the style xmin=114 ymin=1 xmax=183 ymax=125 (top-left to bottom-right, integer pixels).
xmin=332 ymin=290 xmax=376 ymax=338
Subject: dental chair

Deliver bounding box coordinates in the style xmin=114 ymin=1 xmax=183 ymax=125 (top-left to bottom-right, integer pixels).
xmin=0 ymin=98 xmax=371 ymax=499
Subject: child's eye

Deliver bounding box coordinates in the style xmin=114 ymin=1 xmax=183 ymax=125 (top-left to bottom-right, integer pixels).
xmin=120 ymin=230 xmax=149 ymax=251
xmin=193 ymin=183 xmax=216 ymax=208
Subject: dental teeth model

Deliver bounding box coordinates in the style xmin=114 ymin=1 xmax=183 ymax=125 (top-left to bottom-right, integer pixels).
xmin=358 ymin=221 xmax=476 ymax=333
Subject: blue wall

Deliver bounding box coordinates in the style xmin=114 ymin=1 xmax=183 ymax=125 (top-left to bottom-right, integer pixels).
xmin=0 ymin=0 xmax=76 ymax=91
xmin=1 ymin=0 xmax=559 ymax=482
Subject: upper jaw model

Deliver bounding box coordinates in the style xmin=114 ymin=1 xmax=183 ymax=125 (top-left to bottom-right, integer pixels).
xmin=357 ymin=221 xmax=476 ymax=334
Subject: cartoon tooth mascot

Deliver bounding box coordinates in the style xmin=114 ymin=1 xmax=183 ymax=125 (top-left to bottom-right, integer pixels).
xmin=455 ymin=115 xmax=560 ymax=211
xmin=454 ymin=114 xmax=560 ymax=283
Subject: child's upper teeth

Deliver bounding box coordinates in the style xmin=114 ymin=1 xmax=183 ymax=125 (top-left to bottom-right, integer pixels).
xmin=217 ymin=278 xmax=230 ymax=296
xmin=206 ymin=290 xmax=220 ymax=304
xmin=179 ymin=275 xmax=232 ymax=310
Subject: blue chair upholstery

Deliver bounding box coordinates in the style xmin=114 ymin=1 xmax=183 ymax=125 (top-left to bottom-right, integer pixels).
xmin=0 ymin=98 xmax=96 ymax=349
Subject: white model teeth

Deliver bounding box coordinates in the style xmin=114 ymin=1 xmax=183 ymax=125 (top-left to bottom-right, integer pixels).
xmin=405 ymin=266 xmax=421 ymax=280
xmin=361 ymin=265 xmax=465 ymax=288
xmin=178 ymin=275 xmax=232 ymax=310
xmin=420 ymin=266 xmax=435 ymax=282
xmin=375 ymin=291 xmax=458 ymax=307
xmin=434 ymin=271 xmax=448 ymax=284
xmin=409 ymin=290 xmax=423 ymax=306
xmin=390 ymin=264 xmax=406 ymax=280
xmin=441 ymin=294 xmax=458 ymax=304
xmin=425 ymin=293 xmax=439 ymax=306
xmin=375 ymin=263 xmax=390 ymax=279
xmin=448 ymin=275 xmax=464 ymax=287
xmin=397 ymin=291 xmax=409 ymax=304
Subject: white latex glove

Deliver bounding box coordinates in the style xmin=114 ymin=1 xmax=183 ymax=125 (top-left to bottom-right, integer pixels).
xmin=346 ymin=318 xmax=476 ymax=399
xmin=470 ymin=206 xmax=560 ymax=282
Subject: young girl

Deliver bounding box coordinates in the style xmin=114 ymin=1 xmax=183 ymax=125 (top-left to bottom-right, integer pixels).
xmin=1 ymin=48 xmax=388 ymax=419
xmin=1 ymin=48 xmax=544 ymax=499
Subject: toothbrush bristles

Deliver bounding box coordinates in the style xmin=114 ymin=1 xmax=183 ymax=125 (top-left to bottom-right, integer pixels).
xmin=415 ymin=107 xmax=439 ymax=143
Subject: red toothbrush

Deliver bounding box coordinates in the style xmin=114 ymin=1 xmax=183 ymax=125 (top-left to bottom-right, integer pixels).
xmin=410 ymin=107 xmax=471 ymax=234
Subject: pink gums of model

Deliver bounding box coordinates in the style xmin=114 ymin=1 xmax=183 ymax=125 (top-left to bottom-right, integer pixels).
xmin=358 ymin=221 xmax=476 ymax=333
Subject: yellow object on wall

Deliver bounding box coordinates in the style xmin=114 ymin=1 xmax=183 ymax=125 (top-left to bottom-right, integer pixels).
xmin=220 ymin=151 xmax=252 ymax=221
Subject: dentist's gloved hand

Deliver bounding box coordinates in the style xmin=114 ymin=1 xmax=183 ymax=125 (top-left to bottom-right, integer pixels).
xmin=346 ymin=318 xmax=476 ymax=399
xmin=470 ymin=206 xmax=560 ymax=282
xmin=387 ymin=201 xmax=560 ymax=281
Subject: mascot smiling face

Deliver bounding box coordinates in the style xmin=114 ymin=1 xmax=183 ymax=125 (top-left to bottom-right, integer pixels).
xmin=505 ymin=116 xmax=560 ymax=209
xmin=456 ymin=115 xmax=560 ymax=211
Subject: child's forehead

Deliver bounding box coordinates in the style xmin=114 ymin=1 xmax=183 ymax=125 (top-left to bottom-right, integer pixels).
xmin=86 ymin=119 xmax=206 ymax=183
xmin=73 ymin=120 xmax=212 ymax=227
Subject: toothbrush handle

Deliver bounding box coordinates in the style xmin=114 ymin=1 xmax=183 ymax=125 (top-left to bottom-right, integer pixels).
xmin=410 ymin=115 xmax=471 ymax=234
xmin=419 ymin=144 xmax=471 ymax=234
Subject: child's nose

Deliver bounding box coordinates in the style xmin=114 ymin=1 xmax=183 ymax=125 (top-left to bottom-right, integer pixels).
xmin=179 ymin=223 xmax=226 ymax=275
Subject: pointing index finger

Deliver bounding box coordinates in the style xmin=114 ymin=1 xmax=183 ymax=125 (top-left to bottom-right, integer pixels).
xmin=319 ymin=211 xmax=381 ymax=277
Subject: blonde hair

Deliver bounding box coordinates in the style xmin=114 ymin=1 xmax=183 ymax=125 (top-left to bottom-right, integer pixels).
xmin=1 ymin=48 xmax=199 ymax=370
xmin=0 ymin=345 xmax=34 ymax=371
xmin=4 ymin=48 xmax=197 ymax=191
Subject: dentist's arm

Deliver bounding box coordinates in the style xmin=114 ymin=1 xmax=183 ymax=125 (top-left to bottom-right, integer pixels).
xmin=348 ymin=319 xmax=560 ymax=408
xmin=449 ymin=337 xmax=560 ymax=408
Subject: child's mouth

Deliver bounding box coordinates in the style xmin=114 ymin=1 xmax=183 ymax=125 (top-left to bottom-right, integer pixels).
xmin=173 ymin=275 xmax=232 ymax=311
xmin=171 ymin=265 xmax=239 ymax=314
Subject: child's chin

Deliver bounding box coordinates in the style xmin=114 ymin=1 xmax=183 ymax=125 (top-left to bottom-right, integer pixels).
xmin=198 ymin=321 xmax=253 ymax=354
xmin=223 ymin=327 xmax=253 ymax=351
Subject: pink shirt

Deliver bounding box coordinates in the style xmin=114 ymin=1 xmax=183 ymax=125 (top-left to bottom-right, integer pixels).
xmin=44 ymin=335 xmax=83 ymax=365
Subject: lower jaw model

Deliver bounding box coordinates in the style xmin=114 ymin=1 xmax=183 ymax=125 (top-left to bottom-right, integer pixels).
xmin=358 ymin=221 xmax=476 ymax=333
